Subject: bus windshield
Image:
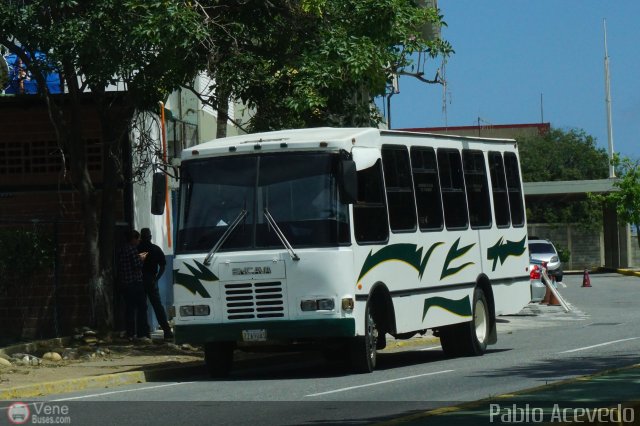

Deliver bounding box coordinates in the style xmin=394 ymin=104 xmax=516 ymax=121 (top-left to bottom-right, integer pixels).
xmin=176 ymin=152 xmax=350 ymax=254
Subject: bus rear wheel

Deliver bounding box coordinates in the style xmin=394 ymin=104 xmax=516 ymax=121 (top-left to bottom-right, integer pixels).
xmin=350 ymin=302 xmax=378 ymax=373
xmin=204 ymin=341 xmax=235 ymax=378
xmin=440 ymin=287 xmax=490 ymax=357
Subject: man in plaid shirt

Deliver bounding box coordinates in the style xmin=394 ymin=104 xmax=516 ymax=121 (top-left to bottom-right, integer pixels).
xmin=118 ymin=230 xmax=149 ymax=340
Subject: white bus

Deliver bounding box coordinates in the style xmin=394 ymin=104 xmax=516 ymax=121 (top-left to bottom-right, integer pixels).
xmin=156 ymin=127 xmax=530 ymax=376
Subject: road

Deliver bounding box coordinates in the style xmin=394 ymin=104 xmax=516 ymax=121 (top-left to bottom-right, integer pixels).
xmin=6 ymin=273 xmax=640 ymax=425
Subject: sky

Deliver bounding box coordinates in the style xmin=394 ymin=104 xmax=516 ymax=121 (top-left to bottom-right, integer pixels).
xmin=384 ymin=0 xmax=640 ymax=159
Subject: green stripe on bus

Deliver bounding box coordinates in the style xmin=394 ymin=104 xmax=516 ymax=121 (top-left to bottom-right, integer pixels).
xmin=422 ymin=295 xmax=472 ymax=320
xmin=174 ymin=318 xmax=356 ymax=344
xmin=357 ymin=242 xmax=443 ymax=283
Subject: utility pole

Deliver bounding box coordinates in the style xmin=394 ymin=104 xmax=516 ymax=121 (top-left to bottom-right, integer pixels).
xmin=604 ymin=19 xmax=615 ymax=178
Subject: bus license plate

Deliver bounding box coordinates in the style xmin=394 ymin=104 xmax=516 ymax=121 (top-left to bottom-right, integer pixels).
xmin=242 ymin=329 xmax=267 ymax=342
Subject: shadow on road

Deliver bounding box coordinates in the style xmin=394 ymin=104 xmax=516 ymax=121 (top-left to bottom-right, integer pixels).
xmin=470 ymin=352 xmax=639 ymax=381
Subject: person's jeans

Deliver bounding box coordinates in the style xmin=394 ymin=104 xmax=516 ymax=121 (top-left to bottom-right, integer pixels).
xmin=143 ymin=278 xmax=171 ymax=333
xmin=124 ymin=282 xmax=149 ymax=338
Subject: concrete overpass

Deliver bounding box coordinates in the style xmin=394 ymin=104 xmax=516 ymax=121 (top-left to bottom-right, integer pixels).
xmin=524 ymin=178 xmax=631 ymax=269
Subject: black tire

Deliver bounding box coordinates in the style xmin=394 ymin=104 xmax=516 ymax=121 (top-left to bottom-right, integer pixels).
xmin=349 ymin=302 xmax=378 ymax=373
xmin=439 ymin=287 xmax=490 ymax=357
xmin=204 ymin=341 xmax=235 ymax=378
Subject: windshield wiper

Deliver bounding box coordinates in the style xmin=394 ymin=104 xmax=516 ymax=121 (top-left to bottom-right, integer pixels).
xmin=203 ymin=209 xmax=248 ymax=265
xmin=263 ymin=208 xmax=300 ymax=261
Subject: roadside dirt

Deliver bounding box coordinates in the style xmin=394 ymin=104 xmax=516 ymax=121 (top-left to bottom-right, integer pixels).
xmin=0 ymin=331 xmax=441 ymax=391
xmin=0 ymin=340 xmax=203 ymax=389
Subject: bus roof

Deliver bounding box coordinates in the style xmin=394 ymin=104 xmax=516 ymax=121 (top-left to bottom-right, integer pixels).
xmin=182 ymin=127 xmax=517 ymax=160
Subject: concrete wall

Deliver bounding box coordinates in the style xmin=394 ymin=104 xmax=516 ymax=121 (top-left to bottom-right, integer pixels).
xmin=528 ymin=223 xmax=639 ymax=270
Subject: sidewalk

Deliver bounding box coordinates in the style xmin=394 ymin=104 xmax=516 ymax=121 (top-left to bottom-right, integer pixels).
xmin=0 ymin=335 xmax=203 ymax=400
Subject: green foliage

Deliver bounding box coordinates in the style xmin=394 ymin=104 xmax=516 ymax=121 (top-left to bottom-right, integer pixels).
xmin=0 ymin=228 xmax=54 ymax=290
xmin=518 ymin=128 xmax=609 ymax=182
xmin=518 ymin=128 xmax=609 ymax=227
xmin=200 ymin=0 xmax=453 ymax=131
xmin=591 ymin=154 xmax=640 ymax=248
xmin=0 ymin=0 xmax=206 ymax=110
xmin=555 ymin=244 xmax=571 ymax=263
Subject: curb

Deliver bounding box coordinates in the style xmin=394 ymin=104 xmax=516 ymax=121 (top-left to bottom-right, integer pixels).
xmin=0 ymin=337 xmax=440 ymax=400
xmin=0 ymin=361 xmax=204 ymax=400
xmin=382 ymin=336 xmax=440 ymax=352
xmin=616 ymin=269 xmax=640 ymax=278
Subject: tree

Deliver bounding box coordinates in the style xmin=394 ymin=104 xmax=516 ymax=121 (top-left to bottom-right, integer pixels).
xmin=0 ymin=0 xmax=205 ymax=330
xmin=517 ymin=128 xmax=609 ymax=226
xmin=194 ymin=0 xmax=452 ymax=133
xmin=592 ymin=154 xmax=640 ymax=248
xmin=0 ymin=0 xmax=451 ymax=332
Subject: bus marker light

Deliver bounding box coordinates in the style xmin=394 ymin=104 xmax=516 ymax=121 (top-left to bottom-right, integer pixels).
xmin=341 ymin=298 xmax=354 ymax=312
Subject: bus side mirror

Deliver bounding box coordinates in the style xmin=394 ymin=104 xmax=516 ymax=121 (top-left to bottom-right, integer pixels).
xmin=339 ymin=160 xmax=357 ymax=204
xmin=151 ymin=172 xmax=166 ymax=215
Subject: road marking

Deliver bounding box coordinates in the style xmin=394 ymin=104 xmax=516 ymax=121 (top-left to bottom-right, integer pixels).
xmin=559 ymin=337 xmax=640 ymax=354
xmin=305 ymin=370 xmax=454 ymax=397
xmin=51 ymin=382 xmax=193 ymax=401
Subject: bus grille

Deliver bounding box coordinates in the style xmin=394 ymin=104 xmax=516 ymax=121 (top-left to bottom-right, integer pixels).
xmin=224 ymin=281 xmax=285 ymax=320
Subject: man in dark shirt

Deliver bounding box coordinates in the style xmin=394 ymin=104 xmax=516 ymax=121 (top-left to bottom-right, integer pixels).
xmin=118 ymin=230 xmax=149 ymax=340
xmin=139 ymin=228 xmax=173 ymax=339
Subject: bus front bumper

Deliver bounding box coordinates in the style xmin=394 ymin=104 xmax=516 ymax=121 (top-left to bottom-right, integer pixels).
xmin=174 ymin=318 xmax=356 ymax=345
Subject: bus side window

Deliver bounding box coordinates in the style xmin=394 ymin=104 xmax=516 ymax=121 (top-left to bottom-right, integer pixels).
xmin=354 ymin=159 xmax=389 ymax=244
xmin=462 ymin=149 xmax=492 ymax=229
xmin=504 ymin=152 xmax=525 ymax=227
xmin=410 ymin=147 xmax=443 ymax=231
xmin=437 ymin=149 xmax=469 ymax=230
xmin=381 ymin=145 xmax=417 ymax=232
xmin=488 ymin=151 xmax=511 ymax=228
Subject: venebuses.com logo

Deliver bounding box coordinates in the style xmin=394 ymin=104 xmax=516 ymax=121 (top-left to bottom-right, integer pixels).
xmin=7 ymin=402 xmax=30 ymax=424
xmin=6 ymin=402 xmax=71 ymax=424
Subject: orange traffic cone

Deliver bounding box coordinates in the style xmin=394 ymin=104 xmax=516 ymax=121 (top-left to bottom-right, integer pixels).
xmin=582 ymin=268 xmax=592 ymax=288
xmin=541 ymin=286 xmax=551 ymax=305
xmin=548 ymin=282 xmax=561 ymax=306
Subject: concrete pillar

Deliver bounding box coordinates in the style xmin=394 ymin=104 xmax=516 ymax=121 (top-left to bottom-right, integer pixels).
xmin=602 ymin=204 xmax=620 ymax=269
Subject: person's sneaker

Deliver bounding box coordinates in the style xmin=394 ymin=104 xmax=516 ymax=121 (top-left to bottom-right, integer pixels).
xmin=136 ymin=336 xmax=153 ymax=345
xmin=163 ymin=330 xmax=174 ymax=341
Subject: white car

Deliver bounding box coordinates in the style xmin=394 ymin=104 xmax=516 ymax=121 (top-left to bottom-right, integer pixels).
xmin=528 ymin=238 xmax=563 ymax=283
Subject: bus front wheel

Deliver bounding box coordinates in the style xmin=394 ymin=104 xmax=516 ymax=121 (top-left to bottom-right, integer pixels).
xmin=350 ymin=302 xmax=378 ymax=373
xmin=204 ymin=341 xmax=235 ymax=378
xmin=440 ymin=287 xmax=490 ymax=357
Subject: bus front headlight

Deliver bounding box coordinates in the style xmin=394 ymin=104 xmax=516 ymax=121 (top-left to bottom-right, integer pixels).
xmin=317 ymin=298 xmax=335 ymax=311
xmin=300 ymin=298 xmax=335 ymax=312
xmin=179 ymin=305 xmax=211 ymax=317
